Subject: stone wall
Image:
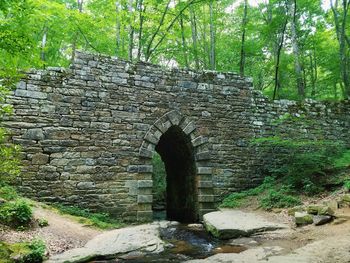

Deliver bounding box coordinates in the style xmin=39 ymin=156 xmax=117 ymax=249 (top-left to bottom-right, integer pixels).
xmin=3 ymin=52 xmax=349 ymax=221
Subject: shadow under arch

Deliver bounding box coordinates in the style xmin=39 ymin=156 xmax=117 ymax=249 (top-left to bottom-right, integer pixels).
xmin=138 ymin=110 xmax=215 ymax=222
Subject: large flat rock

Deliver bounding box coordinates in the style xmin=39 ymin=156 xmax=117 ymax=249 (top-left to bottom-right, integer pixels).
xmin=46 ymin=223 xmax=165 ymax=263
xmin=203 ymin=210 xmax=287 ymax=239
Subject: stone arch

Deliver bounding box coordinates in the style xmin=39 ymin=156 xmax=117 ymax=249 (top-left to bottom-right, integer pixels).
xmin=137 ymin=110 xmax=214 ymax=222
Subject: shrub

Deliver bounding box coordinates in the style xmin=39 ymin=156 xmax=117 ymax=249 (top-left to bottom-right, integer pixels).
xmin=344 ymin=180 xmax=350 ymax=192
xmin=0 ymin=128 xmax=21 ymax=185
xmin=0 ymin=185 xmax=18 ymax=200
xmin=0 ymin=239 xmax=46 ymax=263
xmin=253 ymin=137 xmax=345 ymax=194
xmin=260 ymin=189 xmax=302 ymax=209
xmin=152 ymin=153 xmax=166 ymax=205
xmin=38 ymin=218 xmax=49 ymax=227
xmin=220 ymin=176 xmax=275 ymax=208
xmin=0 ymin=199 xmax=32 ymax=228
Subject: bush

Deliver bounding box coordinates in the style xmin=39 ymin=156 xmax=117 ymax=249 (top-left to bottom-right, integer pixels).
xmin=220 ymin=176 xmax=275 ymax=208
xmin=0 ymin=185 xmax=18 ymax=200
xmin=152 ymin=153 xmax=166 ymax=205
xmin=0 ymin=199 xmax=32 ymax=228
xmin=38 ymin=218 xmax=49 ymax=227
xmin=260 ymin=188 xmax=302 ymax=209
xmin=253 ymin=137 xmax=345 ymax=194
xmin=0 ymin=128 xmax=21 ymax=185
xmin=0 ymin=239 xmax=46 ymax=263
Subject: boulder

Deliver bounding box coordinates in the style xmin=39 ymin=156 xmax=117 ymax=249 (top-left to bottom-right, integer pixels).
xmin=203 ymin=210 xmax=287 ymax=240
xmin=306 ymin=205 xmax=334 ymax=216
xmin=313 ymin=215 xmax=332 ymax=226
xmin=295 ymin=212 xmax=313 ymax=226
xmin=47 ymin=223 xmax=165 ymax=263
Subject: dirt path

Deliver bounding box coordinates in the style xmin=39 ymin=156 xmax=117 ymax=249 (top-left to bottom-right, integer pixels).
xmin=0 ymin=204 xmax=102 ymax=256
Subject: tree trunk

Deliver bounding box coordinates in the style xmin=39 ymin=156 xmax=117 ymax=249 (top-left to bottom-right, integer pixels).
xmin=71 ymin=0 xmax=83 ymax=63
xmin=331 ymin=0 xmax=350 ymax=97
xmin=239 ymin=0 xmax=248 ymax=77
xmin=115 ymin=1 xmax=121 ymax=57
xmin=180 ymin=14 xmax=189 ymax=68
xmin=190 ymin=6 xmax=199 ymax=70
xmin=137 ymin=0 xmax=145 ymax=61
xmin=209 ymin=0 xmax=216 ymax=70
xmin=40 ymin=26 xmax=48 ymax=62
xmin=128 ymin=0 xmax=134 ymax=61
xmin=289 ymin=0 xmax=305 ymax=98
xmin=273 ymin=16 xmax=288 ymax=100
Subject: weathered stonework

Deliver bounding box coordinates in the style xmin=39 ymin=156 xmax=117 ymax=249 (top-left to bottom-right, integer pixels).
xmin=3 ymin=52 xmax=350 ymax=221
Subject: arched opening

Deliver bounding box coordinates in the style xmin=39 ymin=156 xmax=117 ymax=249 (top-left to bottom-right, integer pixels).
xmin=153 ymin=125 xmax=198 ymax=223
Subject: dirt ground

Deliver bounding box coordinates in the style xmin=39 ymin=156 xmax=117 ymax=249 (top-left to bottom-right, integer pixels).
xmin=1 ymin=200 xmax=350 ymax=262
xmin=0 ymin=204 xmax=102 ymax=257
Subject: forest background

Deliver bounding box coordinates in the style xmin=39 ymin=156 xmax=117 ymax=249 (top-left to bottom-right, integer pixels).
xmin=0 ymin=0 xmax=349 ymax=101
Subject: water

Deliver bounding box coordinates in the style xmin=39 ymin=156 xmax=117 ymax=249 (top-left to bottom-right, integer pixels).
xmin=91 ymin=224 xmax=246 ymax=263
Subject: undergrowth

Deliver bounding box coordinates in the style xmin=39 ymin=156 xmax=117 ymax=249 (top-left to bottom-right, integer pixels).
xmin=52 ymin=204 xmax=125 ymax=230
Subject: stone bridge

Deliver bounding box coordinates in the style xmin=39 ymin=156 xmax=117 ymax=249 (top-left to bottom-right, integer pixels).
xmin=4 ymin=52 xmax=350 ymax=222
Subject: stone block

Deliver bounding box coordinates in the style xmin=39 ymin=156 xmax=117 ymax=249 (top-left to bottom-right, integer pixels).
xmin=138 ymin=180 xmax=153 ymax=188
xmin=25 ymin=128 xmax=45 ymax=140
xmin=197 ymin=167 xmax=212 ymax=175
xmin=137 ymin=195 xmax=152 ymax=204
xmin=77 ymin=181 xmax=95 ymax=190
xmin=32 ymin=153 xmax=49 ymax=165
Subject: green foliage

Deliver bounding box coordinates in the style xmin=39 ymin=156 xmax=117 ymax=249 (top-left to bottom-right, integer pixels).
xmin=54 ymin=204 xmax=124 ymax=230
xmin=344 ymin=180 xmax=350 ymax=192
xmin=220 ymin=176 xmax=275 ymax=208
xmin=0 ymin=185 xmax=18 ymax=200
xmin=0 ymin=199 xmax=32 ymax=228
xmin=334 ymin=150 xmax=350 ymax=168
xmin=254 ymin=137 xmax=345 ymax=195
xmin=260 ymin=188 xmax=302 ymax=210
xmin=152 ymin=153 xmax=166 ymax=205
xmin=37 ymin=218 xmax=49 ymax=227
xmin=0 ymin=129 xmax=21 ymax=185
xmin=0 ymin=239 xmax=46 ymax=263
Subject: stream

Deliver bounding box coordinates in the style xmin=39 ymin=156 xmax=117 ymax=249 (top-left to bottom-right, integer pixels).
xmin=91 ymin=223 xmax=247 ymax=263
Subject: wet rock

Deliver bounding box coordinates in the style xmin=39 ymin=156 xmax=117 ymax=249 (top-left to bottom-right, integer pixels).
xmin=295 ymin=212 xmax=313 ymax=226
xmin=47 ymin=224 xmax=165 ymax=263
xmin=203 ymin=210 xmax=287 ymax=239
xmin=187 ymin=224 xmax=204 ymax=230
xmin=313 ymin=215 xmax=332 ymax=226
xmin=306 ymin=205 xmax=334 ymax=216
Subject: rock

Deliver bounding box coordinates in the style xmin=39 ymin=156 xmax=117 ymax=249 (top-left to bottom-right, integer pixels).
xmin=47 ymin=224 xmax=165 ymax=263
xmin=203 ymin=210 xmax=287 ymax=240
xmin=306 ymin=205 xmax=320 ymax=215
xmin=187 ymin=223 xmax=204 ymax=230
xmin=313 ymin=215 xmax=332 ymax=226
xmin=306 ymin=205 xmax=334 ymax=216
xmin=318 ymin=206 xmax=334 ymax=216
xmin=342 ymin=195 xmax=350 ymax=202
xmin=32 ymin=153 xmax=49 ymax=165
xmin=288 ymin=206 xmax=304 ymax=216
xmin=295 ymin=212 xmax=313 ymax=226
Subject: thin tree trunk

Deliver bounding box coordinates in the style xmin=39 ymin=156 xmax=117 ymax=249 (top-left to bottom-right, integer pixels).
xmin=180 ymin=14 xmax=189 ymax=68
xmin=331 ymin=0 xmax=350 ymax=97
xmin=137 ymin=0 xmax=145 ymax=61
xmin=190 ymin=6 xmax=199 ymax=70
xmin=239 ymin=0 xmax=248 ymax=77
xmin=290 ymin=0 xmax=305 ymax=98
xmin=40 ymin=26 xmax=48 ymax=62
xmin=115 ymin=1 xmax=121 ymax=57
xmin=128 ymin=0 xmax=135 ymax=61
xmin=209 ymin=0 xmax=215 ymax=70
xmin=273 ymin=16 xmax=288 ymax=100
xmin=71 ymin=0 xmax=83 ymax=63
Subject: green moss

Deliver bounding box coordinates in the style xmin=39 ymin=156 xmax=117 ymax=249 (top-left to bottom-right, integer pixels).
xmin=0 ymin=240 xmax=45 ymax=263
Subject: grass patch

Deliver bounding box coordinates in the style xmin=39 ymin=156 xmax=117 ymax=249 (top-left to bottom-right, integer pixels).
xmin=0 ymin=239 xmax=46 ymax=263
xmin=334 ymin=149 xmax=350 ymax=168
xmin=52 ymin=204 xmax=125 ymax=230
xmin=220 ymin=177 xmax=301 ymax=210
